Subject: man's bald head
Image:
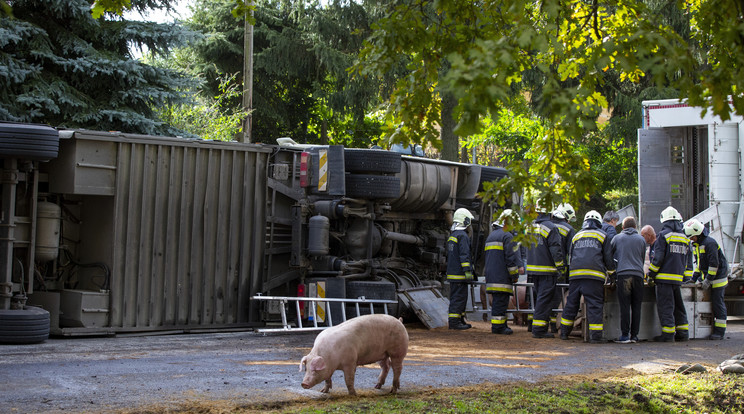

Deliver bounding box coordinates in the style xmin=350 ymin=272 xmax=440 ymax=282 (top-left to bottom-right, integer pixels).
xmin=641 ymin=225 xmax=656 ymax=245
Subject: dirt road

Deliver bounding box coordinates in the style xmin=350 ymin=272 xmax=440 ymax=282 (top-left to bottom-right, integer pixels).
xmin=1 ymin=320 xmax=742 ymax=413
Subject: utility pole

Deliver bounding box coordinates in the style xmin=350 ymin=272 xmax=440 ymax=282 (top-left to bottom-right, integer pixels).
xmin=242 ymin=2 xmax=254 ymax=143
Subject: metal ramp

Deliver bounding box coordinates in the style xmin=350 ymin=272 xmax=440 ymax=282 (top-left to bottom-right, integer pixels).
xmin=397 ymin=287 xmax=449 ymax=329
xmin=251 ymin=294 xmax=397 ymax=334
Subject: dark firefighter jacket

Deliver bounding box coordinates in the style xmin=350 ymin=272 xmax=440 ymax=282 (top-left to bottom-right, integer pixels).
xmin=568 ymin=219 xmax=615 ymax=282
xmin=484 ymin=225 xmax=523 ymax=293
xmin=692 ymin=227 xmax=729 ymax=289
xmin=526 ymin=214 xmax=565 ymax=276
xmin=551 ymin=217 xmax=576 ymax=260
xmin=648 ymin=220 xmax=693 ymax=285
xmin=446 ymin=229 xmax=473 ymax=281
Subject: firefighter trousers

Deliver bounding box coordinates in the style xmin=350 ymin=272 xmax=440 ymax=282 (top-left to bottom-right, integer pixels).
xmin=490 ymin=292 xmax=511 ymax=329
xmin=531 ymin=274 xmax=557 ymax=334
xmin=655 ymin=283 xmax=688 ymax=339
xmin=712 ymin=285 xmax=727 ymax=335
xmin=561 ymin=279 xmax=604 ymax=340
xmin=448 ymin=280 xmax=469 ymax=317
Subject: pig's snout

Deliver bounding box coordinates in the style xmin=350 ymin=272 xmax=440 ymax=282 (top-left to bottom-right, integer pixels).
xmin=301 ymin=382 xmax=311 ymax=389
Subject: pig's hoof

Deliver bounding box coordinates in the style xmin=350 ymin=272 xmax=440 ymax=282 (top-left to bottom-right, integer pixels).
xmin=375 ymin=383 xmax=382 ymax=389
xmin=390 ymin=387 xmax=399 ymax=394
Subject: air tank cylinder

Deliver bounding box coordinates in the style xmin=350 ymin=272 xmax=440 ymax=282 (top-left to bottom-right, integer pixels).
xmin=307 ymin=214 xmax=330 ymax=256
xmin=35 ymin=201 xmax=61 ymax=262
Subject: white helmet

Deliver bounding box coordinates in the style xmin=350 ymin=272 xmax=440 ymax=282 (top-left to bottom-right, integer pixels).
xmin=584 ymin=210 xmax=602 ymax=222
xmin=493 ymin=209 xmax=516 ymax=228
xmin=660 ymin=206 xmax=682 ymax=223
xmin=453 ymin=208 xmax=474 ymax=230
xmin=553 ymin=203 xmax=576 ymax=222
xmin=684 ymin=218 xmax=704 ymax=237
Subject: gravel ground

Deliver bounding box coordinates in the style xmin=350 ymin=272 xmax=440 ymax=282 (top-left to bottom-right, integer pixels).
xmin=1 ymin=320 xmax=743 ymax=413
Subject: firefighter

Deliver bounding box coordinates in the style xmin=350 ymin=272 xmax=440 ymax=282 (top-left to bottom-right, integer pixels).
xmin=648 ymin=206 xmax=692 ymax=342
xmin=559 ymin=210 xmax=615 ymax=343
xmin=526 ymin=200 xmax=565 ymax=338
xmin=484 ymin=209 xmax=525 ymax=334
xmin=684 ymin=218 xmax=728 ymax=340
xmin=446 ymin=208 xmax=475 ymax=330
xmin=549 ymin=203 xmax=576 ymax=332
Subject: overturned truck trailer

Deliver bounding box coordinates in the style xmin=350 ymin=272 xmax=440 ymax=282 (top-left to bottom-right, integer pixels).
xmin=0 ymin=124 xmax=505 ymax=341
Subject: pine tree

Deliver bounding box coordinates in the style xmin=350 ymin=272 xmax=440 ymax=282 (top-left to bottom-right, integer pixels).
xmin=0 ymin=0 xmax=197 ymax=135
xmin=186 ymin=0 xmax=383 ymax=146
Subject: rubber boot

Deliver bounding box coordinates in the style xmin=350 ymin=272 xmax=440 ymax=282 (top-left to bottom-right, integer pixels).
xmin=674 ymin=331 xmax=689 ymax=342
xmin=527 ymin=317 xmax=533 ymax=332
xmin=449 ymin=317 xmax=470 ymax=330
xmin=708 ymin=328 xmax=725 ymax=340
xmin=460 ymin=315 xmax=472 ymax=329
xmin=492 ymin=325 xmax=513 ymax=335
xmin=560 ymin=325 xmax=572 ymax=340
xmin=653 ymin=333 xmax=674 ymax=342
xmin=550 ymin=321 xmax=558 ymax=333
xmin=589 ymin=332 xmax=604 ymax=344
xmin=532 ymin=327 xmax=554 ymax=338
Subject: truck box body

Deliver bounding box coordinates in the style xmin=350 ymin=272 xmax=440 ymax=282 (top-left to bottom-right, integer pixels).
xmin=639 ymin=99 xmax=744 ymax=315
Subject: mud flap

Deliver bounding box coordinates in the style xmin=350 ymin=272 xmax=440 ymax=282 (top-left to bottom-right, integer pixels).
xmin=398 ymin=287 xmax=449 ymax=329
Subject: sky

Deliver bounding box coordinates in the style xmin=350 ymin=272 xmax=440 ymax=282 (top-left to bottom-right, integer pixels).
xmin=124 ymin=0 xmax=194 ymax=24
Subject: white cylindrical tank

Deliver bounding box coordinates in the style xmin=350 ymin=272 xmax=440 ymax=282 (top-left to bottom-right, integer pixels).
xmin=36 ymin=201 xmax=61 ymax=262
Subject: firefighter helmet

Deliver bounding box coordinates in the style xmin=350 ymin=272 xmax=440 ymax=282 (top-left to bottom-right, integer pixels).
xmin=584 ymin=210 xmax=602 ymax=222
xmin=660 ymin=206 xmax=682 ymax=223
xmin=553 ymin=203 xmax=576 ymax=222
xmin=684 ymin=218 xmax=704 ymax=237
xmin=493 ymin=209 xmax=516 ymax=228
xmin=453 ymin=208 xmax=474 ymax=230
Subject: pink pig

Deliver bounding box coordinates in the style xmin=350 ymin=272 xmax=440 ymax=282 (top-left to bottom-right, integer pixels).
xmin=299 ymin=313 xmax=409 ymax=395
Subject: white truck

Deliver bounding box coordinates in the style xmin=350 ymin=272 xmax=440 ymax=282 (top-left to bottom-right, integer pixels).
xmin=638 ymin=98 xmax=744 ymax=316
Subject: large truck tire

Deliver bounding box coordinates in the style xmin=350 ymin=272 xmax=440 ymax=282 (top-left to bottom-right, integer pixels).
xmin=344 ymin=149 xmax=401 ymax=174
xmin=0 ymin=123 xmax=60 ymax=161
xmin=345 ymin=174 xmax=400 ymax=199
xmin=0 ymin=306 xmax=50 ymax=344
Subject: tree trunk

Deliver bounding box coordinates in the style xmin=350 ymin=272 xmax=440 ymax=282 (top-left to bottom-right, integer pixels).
xmin=440 ymin=91 xmax=458 ymax=161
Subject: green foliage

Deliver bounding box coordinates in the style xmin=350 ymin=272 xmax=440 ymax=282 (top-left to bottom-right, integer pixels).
xmin=354 ymin=0 xmax=740 ymax=227
xmin=155 ymin=73 xmax=244 ymax=141
xmin=0 ymin=0 xmax=198 ymax=135
xmin=464 ymin=107 xmax=546 ymax=167
xmin=184 ymin=0 xmax=384 ymax=146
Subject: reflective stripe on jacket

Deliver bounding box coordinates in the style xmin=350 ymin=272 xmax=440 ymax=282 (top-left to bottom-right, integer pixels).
xmin=484 ymin=226 xmax=523 ymax=292
xmin=568 ymin=221 xmax=615 ymax=282
xmin=692 ymin=229 xmax=729 ymax=288
xmin=446 ymin=229 xmax=472 ymax=280
xmin=648 ymin=220 xmax=692 ymax=285
xmin=526 ymin=214 xmax=564 ymax=276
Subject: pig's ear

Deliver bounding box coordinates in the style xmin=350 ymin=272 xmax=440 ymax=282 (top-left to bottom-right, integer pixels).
xmin=309 ymin=356 xmax=326 ymax=371
xmin=299 ymin=355 xmax=308 ymax=372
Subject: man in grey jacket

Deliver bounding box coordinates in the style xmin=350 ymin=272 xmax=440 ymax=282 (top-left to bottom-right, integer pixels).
xmin=610 ymin=217 xmax=647 ymax=343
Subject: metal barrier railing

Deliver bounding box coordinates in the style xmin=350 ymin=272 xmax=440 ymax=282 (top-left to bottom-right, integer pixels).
xmin=251 ymin=294 xmax=398 ymax=333
xmin=464 ymin=281 xmax=570 ymax=314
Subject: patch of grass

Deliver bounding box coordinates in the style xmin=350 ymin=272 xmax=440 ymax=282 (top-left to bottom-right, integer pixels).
xmin=144 ymin=371 xmax=744 ymax=413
